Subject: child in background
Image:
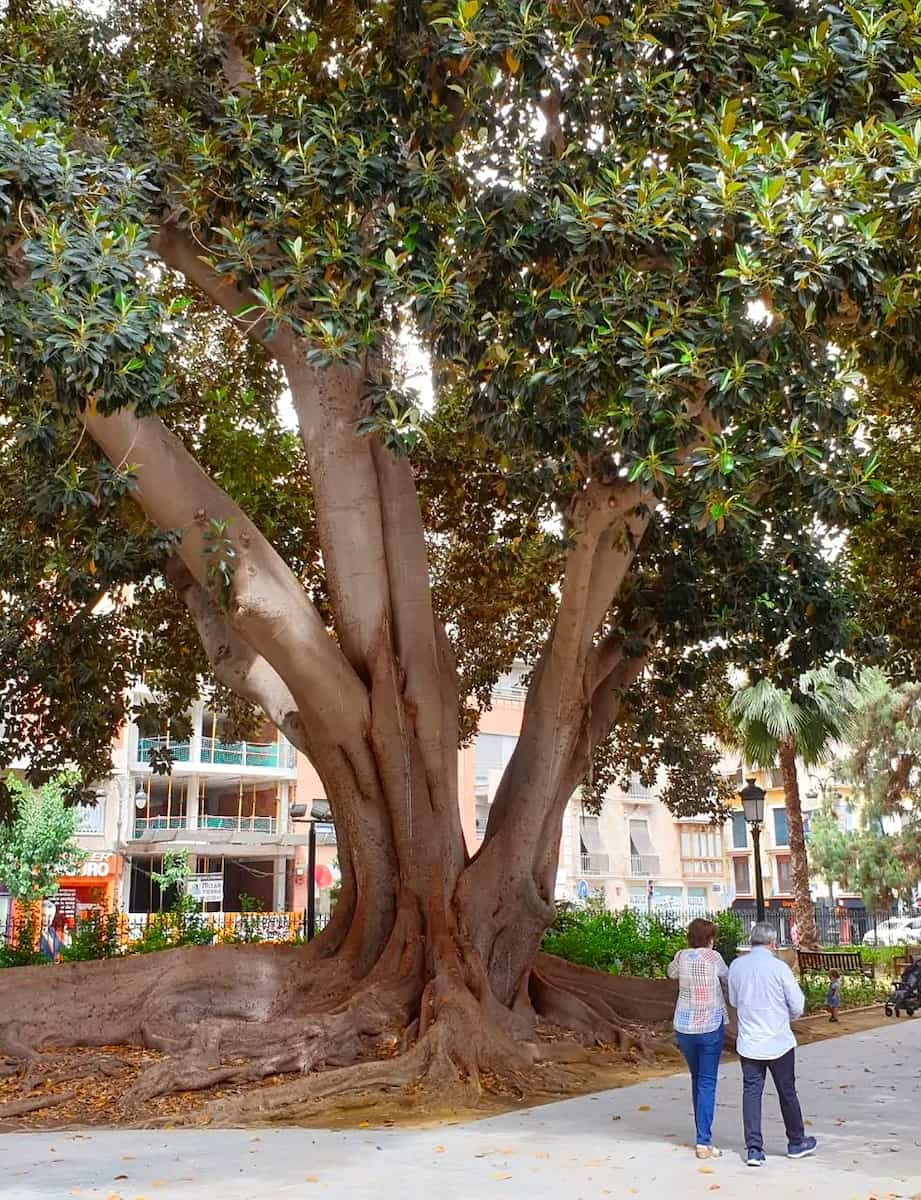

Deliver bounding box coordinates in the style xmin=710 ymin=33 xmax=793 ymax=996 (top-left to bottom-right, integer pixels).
xmin=826 ymin=969 xmax=841 ymax=1023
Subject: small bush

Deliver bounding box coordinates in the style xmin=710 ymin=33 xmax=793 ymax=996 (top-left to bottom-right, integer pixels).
xmin=542 ymin=906 xmax=746 ymax=978
xmin=61 ymin=911 xmax=122 ymax=962
xmin=0 ymin=917 xmax=47 ymax=968
xmin=542 ymin=906 xmax=685 ymax=977
xmin=713 ymin=911 xmax=744 ymax=965
xmin=131 ymin=902 xmax=215 ymax=953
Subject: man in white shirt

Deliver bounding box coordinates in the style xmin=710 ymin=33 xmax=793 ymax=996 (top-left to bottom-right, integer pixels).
xmin=728 ymin=921 xmax=817 ymax=1167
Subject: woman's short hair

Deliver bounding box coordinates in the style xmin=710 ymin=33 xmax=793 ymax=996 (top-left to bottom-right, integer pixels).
xmin=687 ymin=918 xmax=717 ymax=948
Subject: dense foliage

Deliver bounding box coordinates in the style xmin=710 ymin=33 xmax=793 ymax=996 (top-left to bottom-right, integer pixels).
xmin=541 ymin=903 xmax=743 ymax=977
xmin=2 ymin=0 xmax=920 ymax=823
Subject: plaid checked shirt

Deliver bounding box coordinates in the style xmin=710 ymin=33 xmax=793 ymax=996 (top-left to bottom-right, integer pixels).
xmin=668 ymin=948 xmax=730 ymax=1034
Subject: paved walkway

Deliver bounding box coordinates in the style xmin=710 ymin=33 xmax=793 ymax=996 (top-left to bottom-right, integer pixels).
xmin=3 ymin=1021 xmax=920 ymax=1199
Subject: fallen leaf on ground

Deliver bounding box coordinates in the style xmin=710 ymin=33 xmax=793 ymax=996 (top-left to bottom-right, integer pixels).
xmin=535 ymin=1152 xmax=550 ymax=1160
xmin=495 ymin=1173 xmax=512 ymax=1181
xmin=434 ymin=1146 xmax=445 ymax=1154
xmin=638 ymin=1105 xmax=650 ymax=1112
xmin=709 ymin=1186 xmax=720 ymax=1192
xmin=304 ymin=1177 xmax=319 ymax=1184
xmin=698 ymin=1166 xmax=714 ymax=1175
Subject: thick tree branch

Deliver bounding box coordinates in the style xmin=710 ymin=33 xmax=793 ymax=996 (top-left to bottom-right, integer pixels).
xmin=80 ymin=405 xmax=369 ymax=739
xmin=165 ymin=557 xmax=311 ymax=756
xmin=283 ymin=354 xmax=393 ymax=678
xmin=196 ymin=2 xmax=255 ymax=91
xmin=151 ymin=224 xmax=293 ymax=357
xmin=371 ymin=439 xmax=460 ymax=825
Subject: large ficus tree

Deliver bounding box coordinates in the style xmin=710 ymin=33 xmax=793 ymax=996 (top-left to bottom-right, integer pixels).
xmin=0 ymin=0 xmax=919 ymax=1117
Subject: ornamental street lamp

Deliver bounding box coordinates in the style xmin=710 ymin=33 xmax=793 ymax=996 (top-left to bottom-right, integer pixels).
xmin=740 ymin=776 xmax=767 ymax=923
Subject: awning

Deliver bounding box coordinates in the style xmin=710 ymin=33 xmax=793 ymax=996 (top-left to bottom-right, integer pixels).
xmin=629 ymin=820 xmax=656 ymax=856
xmin=579 ymin=816 xmax=605 ymax=854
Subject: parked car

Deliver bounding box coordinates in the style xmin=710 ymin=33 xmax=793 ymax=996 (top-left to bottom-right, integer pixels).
xmin=863 ymin=917 xmax=921 ymax=947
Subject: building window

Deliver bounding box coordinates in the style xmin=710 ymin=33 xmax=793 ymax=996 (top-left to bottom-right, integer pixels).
xmin=628 ymin=819 xmax=659 ymax=875
xmin=776 ymin=855 xmax=792 ymax=893
xmin=773 ymin=807 xmax=789 ymax=847
xmin=731 ymin=812 xmax=748 ymax=849
xmin=579 ymin=815 xmax=609 ymax=874
xmin=733 ymin=856 xmax=752 ymax=895
xmin=680 ymin=826 xmax=723 ymax=875
xmin=770 ymin=766 xmax=785 ymax=789
xmin=73 ymin=804 xmax=104 ymax=835
xmin=687 ymin=886 xmax=708 ymax=913
xmin=473 ymin=733 xmax=517 ymax=802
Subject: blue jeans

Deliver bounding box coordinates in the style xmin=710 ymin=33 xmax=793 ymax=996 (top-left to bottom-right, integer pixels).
xmin=675 ymin=1023 xmax=725 ymax=1146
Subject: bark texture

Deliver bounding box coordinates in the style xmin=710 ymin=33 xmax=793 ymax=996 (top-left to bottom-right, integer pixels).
xmin=779 ymin=739 xmax=819 ymax=951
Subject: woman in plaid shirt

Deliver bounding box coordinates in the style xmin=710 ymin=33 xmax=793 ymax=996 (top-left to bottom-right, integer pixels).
xmin=667 ymin=918 xmax=730 ymax=1160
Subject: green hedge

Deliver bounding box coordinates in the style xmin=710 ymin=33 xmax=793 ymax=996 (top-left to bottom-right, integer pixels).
xmin=541 ymin=906 xmax=743 ymax=978
xmin=801 ymin=972 xmax=889 ymax=1012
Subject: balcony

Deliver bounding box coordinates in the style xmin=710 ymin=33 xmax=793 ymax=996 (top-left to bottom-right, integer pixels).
xmin=133 ymin=815 xmax=187 ymax=837
xmin=136 ymin=735 xmax=295 ymax=771
xmin=629 ymin=854 xmax=661 ymax=877
xmin=197 ymin=814 xmax=278 ymax=833
xmin=200 ymin=737 xmax=292 ymax=768
xmin=133 ymin=814 xmax=279 ymax=838
xmin=137 ymin=738 xmax=191 ymax=764
xmin=682 ymin=858 xmax=724 ymax=877
xmin=580 ymin=852 xmax=610 ymax=875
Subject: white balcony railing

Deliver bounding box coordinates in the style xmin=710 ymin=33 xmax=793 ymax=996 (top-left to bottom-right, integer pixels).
xmin=132 ymin=816 xmax=186 ymax=837
xmin=629 ymin=854 xmax=661 ymax=877
xmin=580 ymin=852 xmax=610 ymax=875
xmin=682 ymin=858 xmax=723 ymax=876
xmin=136 ymin=735 xmax=296 ymax=770
xmin=132 ymin=814 xmax=278 ymax=838
xmin=196 ymin=815 xmax=278 ymax=833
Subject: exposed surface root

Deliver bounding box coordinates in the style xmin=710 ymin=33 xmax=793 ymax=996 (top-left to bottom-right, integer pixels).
xmin=0 ymin=934 xmax=679 ymax=1127
xmin=0 ymin=1090 xmax=77 ymax=1118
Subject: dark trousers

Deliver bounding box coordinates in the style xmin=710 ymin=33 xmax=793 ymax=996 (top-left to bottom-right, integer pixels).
xmin=675 ymin=1023 xmax=725 ymax=1146
xmin=740 ymin=1049 xmax=805 ymax=1151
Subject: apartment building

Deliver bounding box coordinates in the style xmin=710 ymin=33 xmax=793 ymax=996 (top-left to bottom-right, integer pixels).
xmin=119 ymin=695 xmax=303 ymax=916
xmin=458 ymin=669 xmax=731 ymax=913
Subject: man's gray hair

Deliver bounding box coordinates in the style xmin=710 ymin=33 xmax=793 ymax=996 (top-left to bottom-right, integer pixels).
xmin=750 ymin=921 xmax=778 ymax=947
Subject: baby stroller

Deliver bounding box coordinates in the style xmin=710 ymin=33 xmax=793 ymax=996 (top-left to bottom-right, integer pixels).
xmin=885 ymin=960 xmax=921 ymax=1017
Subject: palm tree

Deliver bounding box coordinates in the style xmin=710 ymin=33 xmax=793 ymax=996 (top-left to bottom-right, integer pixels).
xmin=729 ymin=668 xmax=870 ymax=950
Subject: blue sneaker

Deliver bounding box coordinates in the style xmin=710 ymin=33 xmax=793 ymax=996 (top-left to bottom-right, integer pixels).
xmin=787 ymin=1137 xmax=817 ymax=1159
xmin=746 ymin=1148 xmax=766 ymax=1167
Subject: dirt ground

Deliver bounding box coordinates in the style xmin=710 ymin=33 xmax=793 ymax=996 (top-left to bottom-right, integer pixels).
xmin=0 ymin=1003 xmax=901 ymax=1134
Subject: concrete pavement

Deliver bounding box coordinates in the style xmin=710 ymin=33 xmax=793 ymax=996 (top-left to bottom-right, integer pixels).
xmin=3 ymin=1020 xmax=920 ymax=1199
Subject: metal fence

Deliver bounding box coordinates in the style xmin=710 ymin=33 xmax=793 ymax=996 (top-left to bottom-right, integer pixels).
xmin=597 ymin=902 xmax=909 ymax=948
xmin=1 ymin=908 xmax=332 ymax=961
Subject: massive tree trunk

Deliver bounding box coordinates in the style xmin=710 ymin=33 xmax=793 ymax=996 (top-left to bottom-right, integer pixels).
xmin=779 ymin=740 xmax=819 ymax=951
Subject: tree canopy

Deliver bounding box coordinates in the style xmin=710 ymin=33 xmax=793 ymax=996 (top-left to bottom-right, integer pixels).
xmin=2 ymin=0 xmax=912 ymax=799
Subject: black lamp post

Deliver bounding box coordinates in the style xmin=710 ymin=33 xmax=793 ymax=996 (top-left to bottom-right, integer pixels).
xmin=290 ymin=798 xmax=332 ymax=940
xmin=740 ymin=776 xmax=767 ymax=923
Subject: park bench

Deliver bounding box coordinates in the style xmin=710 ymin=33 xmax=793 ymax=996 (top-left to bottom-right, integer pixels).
xmin=796 ymin=949 xmax=875 ymax=981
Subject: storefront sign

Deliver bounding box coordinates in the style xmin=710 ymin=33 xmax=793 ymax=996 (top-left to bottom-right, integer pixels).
xmin=59 ymin=852 xmax=119 ymax=884
xmin=186 ymin=873 xmax=224 ymax=903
